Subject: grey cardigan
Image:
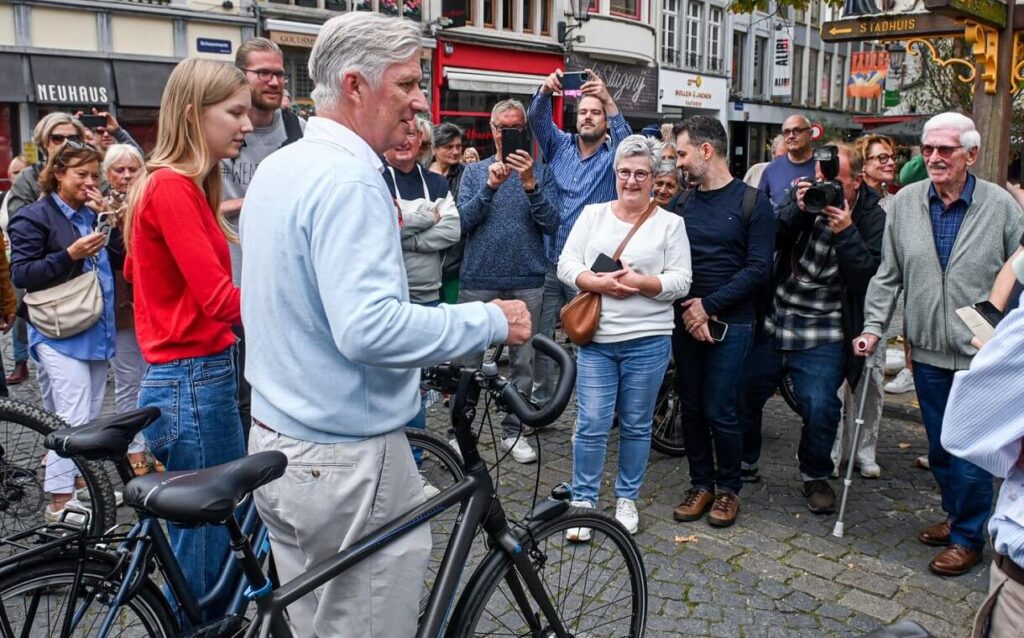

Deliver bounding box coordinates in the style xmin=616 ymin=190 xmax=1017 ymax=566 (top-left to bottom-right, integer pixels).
xmin=862 ymin=177 xmax=1024 ymax=370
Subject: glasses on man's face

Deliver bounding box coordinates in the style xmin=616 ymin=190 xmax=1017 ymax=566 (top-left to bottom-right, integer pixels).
xmin=244 ymin=68 xmax=287 ymax=84
xmin=50 ymin=134 xmax=82 ymax=145
xmin=616 ymin=168 xmax=651 ymax=182
xmin=92 ymin=127 xmax=112 ymax=137
xmin=781 ymin=127 xmax=811 ymax=137
xmin=492 ymin=124 xmax=525 ymax=133
xmin=921 ymin=145 xmax=962 ymax=159
xmin=868 ymin=153 xmax=895 ymax=164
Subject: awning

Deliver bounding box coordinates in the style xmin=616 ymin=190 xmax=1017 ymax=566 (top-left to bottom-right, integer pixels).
xmin=444 ymin=68 xmax=547 ymax=96
xmin=113 ymin=61 xmax=175 ymax=108
xmin=0 ymin=54 xmax=27 ymax=102
xmin=30 ymin=56 xmax=114 ymax=105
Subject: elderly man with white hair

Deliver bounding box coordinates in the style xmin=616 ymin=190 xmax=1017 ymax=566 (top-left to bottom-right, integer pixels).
xmin=856 ymin=112 xmax=1024 ymax=577
xmin=239 ymin=12 xmax=531 ymax=637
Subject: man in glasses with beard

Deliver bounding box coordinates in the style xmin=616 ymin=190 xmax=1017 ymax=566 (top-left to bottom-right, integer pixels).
xmin=855 ymin=112 xmax=1024 ymax=577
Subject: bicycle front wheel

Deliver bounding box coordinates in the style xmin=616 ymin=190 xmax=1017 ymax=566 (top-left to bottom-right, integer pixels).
xmin=0 ymin=556 xmax=178 ymax=637
xmin=449 ymin=507 xmax=647 ymax=637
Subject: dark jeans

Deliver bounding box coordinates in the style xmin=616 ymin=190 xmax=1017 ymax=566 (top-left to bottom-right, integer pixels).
xmin=739 ymin=338 xmax=845 ymax=481
xmin=233 ymin=325 xmax=250 ymax=442
xmin=913 ymin=361 xmax=993 ymax=549
xmin=674 ymin=322 xmax=753 ymax=494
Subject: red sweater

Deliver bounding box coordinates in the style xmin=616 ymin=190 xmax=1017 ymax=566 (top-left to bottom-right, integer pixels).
xmin=126 ymin=169 xmax=241 ymax=364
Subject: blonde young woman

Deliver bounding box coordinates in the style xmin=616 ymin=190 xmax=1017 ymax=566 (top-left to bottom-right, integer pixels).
xmin=125 ymin=58 xmax=251 ymax=623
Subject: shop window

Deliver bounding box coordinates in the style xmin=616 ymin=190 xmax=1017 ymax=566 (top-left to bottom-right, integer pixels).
xmin=610 ymin=0 xmax=640 ymax=20
xmin=285 ymin=51 xmax=314 ymax=102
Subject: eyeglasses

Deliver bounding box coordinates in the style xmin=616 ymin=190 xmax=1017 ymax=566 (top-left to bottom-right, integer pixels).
xmin=921 ymin=145 xmax=962 ymax=158
xmin=52 ymin=139 xmax=98 ymax=165
xmin=244 ymin=68 xmax=287 ymax=84
xmin=616 ymin=168 xmax=652 ymax=182
xmin=492 ymin=124 xmax=526 ymax=133
xmin=49 ymin=134 xmax=82 ymax=145
xmin=868 ymin=153 xmax=895 ymax=164
xmin=92 ymin=127 xmax=113 ymax=137
xmin=781 ymin=127 xmax=811 ymax=137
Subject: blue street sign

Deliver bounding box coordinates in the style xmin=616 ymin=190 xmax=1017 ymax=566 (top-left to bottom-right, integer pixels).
xmin=197 ymin=38 xmax=233 ymax=55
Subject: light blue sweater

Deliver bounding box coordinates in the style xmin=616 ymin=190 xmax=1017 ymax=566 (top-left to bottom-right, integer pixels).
xmin=240 ymin=117 xmax=508 ymax=443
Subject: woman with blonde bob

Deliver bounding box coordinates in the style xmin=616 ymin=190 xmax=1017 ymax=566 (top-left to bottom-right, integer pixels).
xmin=125 ymin=57 xmax=252 ymax=623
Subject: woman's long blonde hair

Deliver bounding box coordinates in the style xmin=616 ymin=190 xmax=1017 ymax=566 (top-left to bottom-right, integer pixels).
xmin=125 ymin=58 xmax=247 ymax=249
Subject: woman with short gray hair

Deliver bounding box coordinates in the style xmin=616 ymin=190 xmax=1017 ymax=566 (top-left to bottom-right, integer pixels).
xmin=652 ymin=160 xmax=682 ymax=208
xmin=557 ymin=133 xmax=692 ymax=539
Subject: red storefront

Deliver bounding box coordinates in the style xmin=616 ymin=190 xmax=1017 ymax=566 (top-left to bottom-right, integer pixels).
xmin=432 ymin=40 xmax=564 ymax=157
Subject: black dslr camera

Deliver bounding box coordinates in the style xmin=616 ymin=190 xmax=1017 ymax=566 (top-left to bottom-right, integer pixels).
xmin=804 ymin=145 xmax=844 ymax=214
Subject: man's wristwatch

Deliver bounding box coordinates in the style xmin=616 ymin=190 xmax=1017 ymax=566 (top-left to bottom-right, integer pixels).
xmin=523 ymin=182 xmax=538 ymax=194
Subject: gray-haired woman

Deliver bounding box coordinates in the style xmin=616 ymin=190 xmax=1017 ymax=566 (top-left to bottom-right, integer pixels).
xmin=652 ymin=160 xmax=682 ymax=208
xmin=557 ymin=134 xmax=692 ymax=538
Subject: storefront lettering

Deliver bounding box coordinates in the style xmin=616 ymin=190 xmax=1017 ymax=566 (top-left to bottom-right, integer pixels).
xmin=36 ymin=84 xmax=109 ymax=104
xmin=591 ymin=63 xmax=647 ymax=105
xmin=857 ymin=17 xmax=917 ymax=33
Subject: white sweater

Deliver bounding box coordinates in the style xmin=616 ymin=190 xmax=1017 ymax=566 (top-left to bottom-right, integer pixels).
xmin=558 ymin=202 xmax=692 ymax=343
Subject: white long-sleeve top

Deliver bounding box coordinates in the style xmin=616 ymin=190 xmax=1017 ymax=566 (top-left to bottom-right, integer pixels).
xmin=558 ymin=202 xmax=691 ymax=344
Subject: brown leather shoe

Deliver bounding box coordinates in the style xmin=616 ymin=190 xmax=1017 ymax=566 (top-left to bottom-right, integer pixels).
xmin=707 ymin=490 xmax=739 ymax=528
xmin=5 ymin=361 xmax=28 ymax=385
xmin=929 ymin=544 xmax=982 ymax=576
xmin=673 ymin=488 xmax=714 ymax=522
xmin=917 ymin=520 xmax=951 ymax=547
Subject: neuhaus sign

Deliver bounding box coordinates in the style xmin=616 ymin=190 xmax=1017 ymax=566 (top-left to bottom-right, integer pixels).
xmin=29 ymin=56 xmax=115 ymax=105
xmin=36 ymin=84 xmax=110 ymax=104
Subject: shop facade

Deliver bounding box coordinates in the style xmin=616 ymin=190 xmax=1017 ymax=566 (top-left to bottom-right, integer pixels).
xmin=658 ymin=69 xmax=729 ymax=131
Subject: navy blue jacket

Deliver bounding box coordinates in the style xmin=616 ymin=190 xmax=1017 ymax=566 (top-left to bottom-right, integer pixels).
xmin=9 ymin=195 xmax=87 ymax=293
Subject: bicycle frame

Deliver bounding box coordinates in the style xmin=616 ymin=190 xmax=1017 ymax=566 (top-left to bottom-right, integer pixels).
xmin=246 ymin=367 xmax=572 ymax=638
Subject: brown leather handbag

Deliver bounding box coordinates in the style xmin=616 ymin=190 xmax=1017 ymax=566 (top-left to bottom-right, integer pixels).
xmin=560 ymin=203 xmax=656 ymax=346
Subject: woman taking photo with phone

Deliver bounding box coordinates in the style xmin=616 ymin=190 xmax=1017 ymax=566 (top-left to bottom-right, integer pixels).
xmin=124 ymin=57 xmax=251 ymax=623
xmin=557 ymin=134 xmax=691 ymax=538
xmin=9 ymin=141 xmax=115 ymax=523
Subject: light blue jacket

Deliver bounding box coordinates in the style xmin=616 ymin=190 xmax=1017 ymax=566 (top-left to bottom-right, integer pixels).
xmin=240 ymin=117 xmax=508 ymax=443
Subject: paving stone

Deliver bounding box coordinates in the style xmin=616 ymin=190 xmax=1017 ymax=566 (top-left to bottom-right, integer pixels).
xmin=788 ymin=573 xmax=845 ymax=601
xmin=835 ymin=568 xmax=900 ymax=598
xmin=738 ymin=553 xmax=800 ymax=582
xmin=785 ymin=550 xmax=845 ymax=580
xmin=838 ymin=590 xmax=905 ymax=623
xmin=898 ymin=610 xmax=964 ymax=638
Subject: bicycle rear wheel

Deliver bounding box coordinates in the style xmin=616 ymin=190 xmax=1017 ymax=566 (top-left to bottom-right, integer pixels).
xmin=0 ymin=399 xmax=116 ymax=542
xmin=0 ymin=555 xmax=177 ymax=637
xmin=448 ymin=507 xmax=647 ymax=637
xmin=651 ymin=362 xmax=685 ymax=457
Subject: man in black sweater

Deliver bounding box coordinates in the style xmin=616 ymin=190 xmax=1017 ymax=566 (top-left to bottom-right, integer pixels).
xmin=668 ymin=116 xmax=775 ymax=528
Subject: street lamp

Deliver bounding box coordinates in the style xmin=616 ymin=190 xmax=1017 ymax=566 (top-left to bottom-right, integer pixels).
xmin=570 ymin=0 xmax=591 ymax=22
xmin=558 ymin=0 xmax=591 ymax=47
xmin=888 ymin=42 xmax=906 ymax=88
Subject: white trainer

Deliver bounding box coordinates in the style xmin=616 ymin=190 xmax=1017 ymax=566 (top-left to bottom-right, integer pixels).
xmin=44 ymin=499 xmax=89 ymax=526
xmin=884 ymin=348 xmax=905 ymax=373
xmin=500 ymin=437 xmax=537 ymax=464
xmin=615 ymin=498 xmax=639 ymax=535
xmin=448 ymin=438 xmax=462 ymax=460
xmin=76 ymin=487 xmax=124 ymax=507
xmin=420 ymin=473 xmax=440 ymax=498
xmin=884 ymin=368 xmax=915 ymax=394
xmin=565 ymin=500 xmax=594 ymax=542
xmin=858 ymin=460 xmax=881 ymax=479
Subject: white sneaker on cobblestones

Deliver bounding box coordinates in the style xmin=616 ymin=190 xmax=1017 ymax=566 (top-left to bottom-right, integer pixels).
xmin=44 ymin=499 xmax=89 ymax=526
xmin=420 ymin=473 xmax=440 ymax=498
xmin=884 ymin=368 xmax=915 ymax=394
xmin=858 ymin=459 xmax=881 ymax=478
xmin=884 ymin=348 xmax=905 ymax=373
xmin=500 ymin=437 xmax=537 ymax=464
xmin=566 ymin=500 xmax=594 ymax=542
xmin=615 ymin=498 xmax=639 ymax=535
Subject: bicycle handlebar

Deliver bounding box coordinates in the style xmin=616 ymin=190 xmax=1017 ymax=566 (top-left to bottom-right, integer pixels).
xmin=496 ymin=334 xmax=575 ymax=427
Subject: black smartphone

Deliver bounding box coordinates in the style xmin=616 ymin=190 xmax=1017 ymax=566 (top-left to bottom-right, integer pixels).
xmin=973 ymin=300 xmax=1004 ymax=327
xmin=95 ymin=212 xmax=115 ymax=247
xmin=500 ymin=128 xmax=530 ymax=161
xmin=708 ymin=318 xmax=729 ymax=342
xmin=560 ymin=71 xmax=591 ymax=91
xmin=590 ymin=252 xmax=622 ymax=274
xmin=78 ymin=114 xmax=106 ymax=129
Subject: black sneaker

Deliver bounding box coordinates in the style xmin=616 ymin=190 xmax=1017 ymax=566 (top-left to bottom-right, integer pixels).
xmin=740 ymin=467 xmax=761 ymax=483
xmin=802 ymin=480 xmax=835 ymax=514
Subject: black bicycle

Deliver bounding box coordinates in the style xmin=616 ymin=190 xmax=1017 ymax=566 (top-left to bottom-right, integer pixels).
xmin=0 ymin=335 xmax=648 ymax=637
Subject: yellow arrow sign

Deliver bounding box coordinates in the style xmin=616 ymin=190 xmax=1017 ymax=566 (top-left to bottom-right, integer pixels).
xmin=829 ymin=26 xmax=853 ymax=35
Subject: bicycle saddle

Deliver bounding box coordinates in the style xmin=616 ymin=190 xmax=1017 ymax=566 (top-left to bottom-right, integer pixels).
xmin=124 ymin=451 xmax=287 ymax=525
xmin=45 ymin=407 xmax=162 ymax=461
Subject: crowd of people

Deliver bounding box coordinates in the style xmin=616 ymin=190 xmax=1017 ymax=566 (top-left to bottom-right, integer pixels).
xmin=1 ymin=10 xmax=1023 ymax=637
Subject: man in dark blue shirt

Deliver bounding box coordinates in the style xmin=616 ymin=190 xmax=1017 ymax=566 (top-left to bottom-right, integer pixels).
xmin=669 ymin=116 xmax=775 ymax=529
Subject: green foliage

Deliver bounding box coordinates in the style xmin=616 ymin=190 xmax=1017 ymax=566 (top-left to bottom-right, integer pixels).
xmin=726 ymin=0 xmax=842 ymax=15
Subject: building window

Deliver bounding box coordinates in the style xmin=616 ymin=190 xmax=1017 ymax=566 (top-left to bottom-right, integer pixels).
xmin=285 ymin=49 xmax=314 ymax=102
xmin=753 ymin=36 xmax=767 ymax=97
xmin=685 ymin=2 xmax=702 ymax=70
xmin=610 ymin=0 xmax=641 ymax=20
xmin=484 ymin=0 xmax=495 ymax=26
xmin=834 ymin=55 xmax=845 ymax=108
xmin=794 ymin=8 xmax=806 ymax=24
xmin=731 ymin=31 xmax=745 ymax=93
xmin=378 ymin=0 xmax=421 ymax=18
xmin=541 ymin=0 xmax=551 ymax=33
xmin=793 ymin=44 xmax=803 ymax=104
xmin=707 ymin=6 xmax=722 ymax=73
xmin=821 ymin=52 xmax=832 ymax=108
xmin=810 ymin=0 xmax=820 ymax=27
xmin=807 ymin=48 xmax=818 ymax=107
xmin=661 ymin=0 xmax=679 ymax=66
xmin=324 ymin=0 xmax=346 ymax=10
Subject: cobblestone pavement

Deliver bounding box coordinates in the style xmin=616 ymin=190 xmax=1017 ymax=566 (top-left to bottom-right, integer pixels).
xmin=3 ymin=357 xmax=987 ymax=638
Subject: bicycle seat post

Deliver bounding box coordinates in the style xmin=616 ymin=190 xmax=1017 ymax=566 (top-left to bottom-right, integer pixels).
xmin=223 ymin=515 xmax=271 ymax=600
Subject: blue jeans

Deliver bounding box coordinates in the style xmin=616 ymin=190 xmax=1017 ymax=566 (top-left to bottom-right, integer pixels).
xmin=139 ymin=347 xmax=246 ymax=625
xmin=407 ymin=300 xmax=440 ymax=465
xmin=674 ymin=322 xmax=753 ymax=494
xmin=739 ymin=339 xmax=845 ymax=481
xmin=913 ymin=361 xmax=993 ymax=550
xmin=572 ymin=336 xmax=671 ymax=505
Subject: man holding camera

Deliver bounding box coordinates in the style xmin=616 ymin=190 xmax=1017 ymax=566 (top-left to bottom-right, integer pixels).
xmin=741 ymin=142 xmax=885 ymax=514
xmin=856 ymin=113 xmax=1024 ymax=576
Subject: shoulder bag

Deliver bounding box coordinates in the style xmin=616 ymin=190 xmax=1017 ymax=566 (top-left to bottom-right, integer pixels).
xmin=560 ymin=202 xmax=656 ymax=346
xmin=23 ymin=257 xmax=103 ymax=340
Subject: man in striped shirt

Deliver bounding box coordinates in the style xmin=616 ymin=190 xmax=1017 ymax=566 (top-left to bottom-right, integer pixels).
xmin=527 ymin=68 xmax=632 ymax=402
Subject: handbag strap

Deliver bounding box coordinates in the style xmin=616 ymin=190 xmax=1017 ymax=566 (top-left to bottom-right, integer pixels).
xmin=611 ymin=200 xmax=657 ymax=261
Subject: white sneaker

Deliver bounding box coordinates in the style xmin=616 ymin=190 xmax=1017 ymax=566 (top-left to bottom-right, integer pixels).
xmin=76 ymin=487 xmax=124 ymax=507
xmin=884 ymin=348 xmax=905 ymax=373
xmin=615 ymin=498 xmax=639 ymax=535
xmin=858 ymin=460 xmax=881 ymax=478
xmin=884 ymin=368 xmax=915 ymax=394
xmin=565 ymin=500 xmax=594 ymax=542
xmin=420 ymin=473 xmax=440 ymax=498
xmin=500 ymin=437 xmax=537 ymax=464
xmin=43 ymin=499 xmax=89 ymax=526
